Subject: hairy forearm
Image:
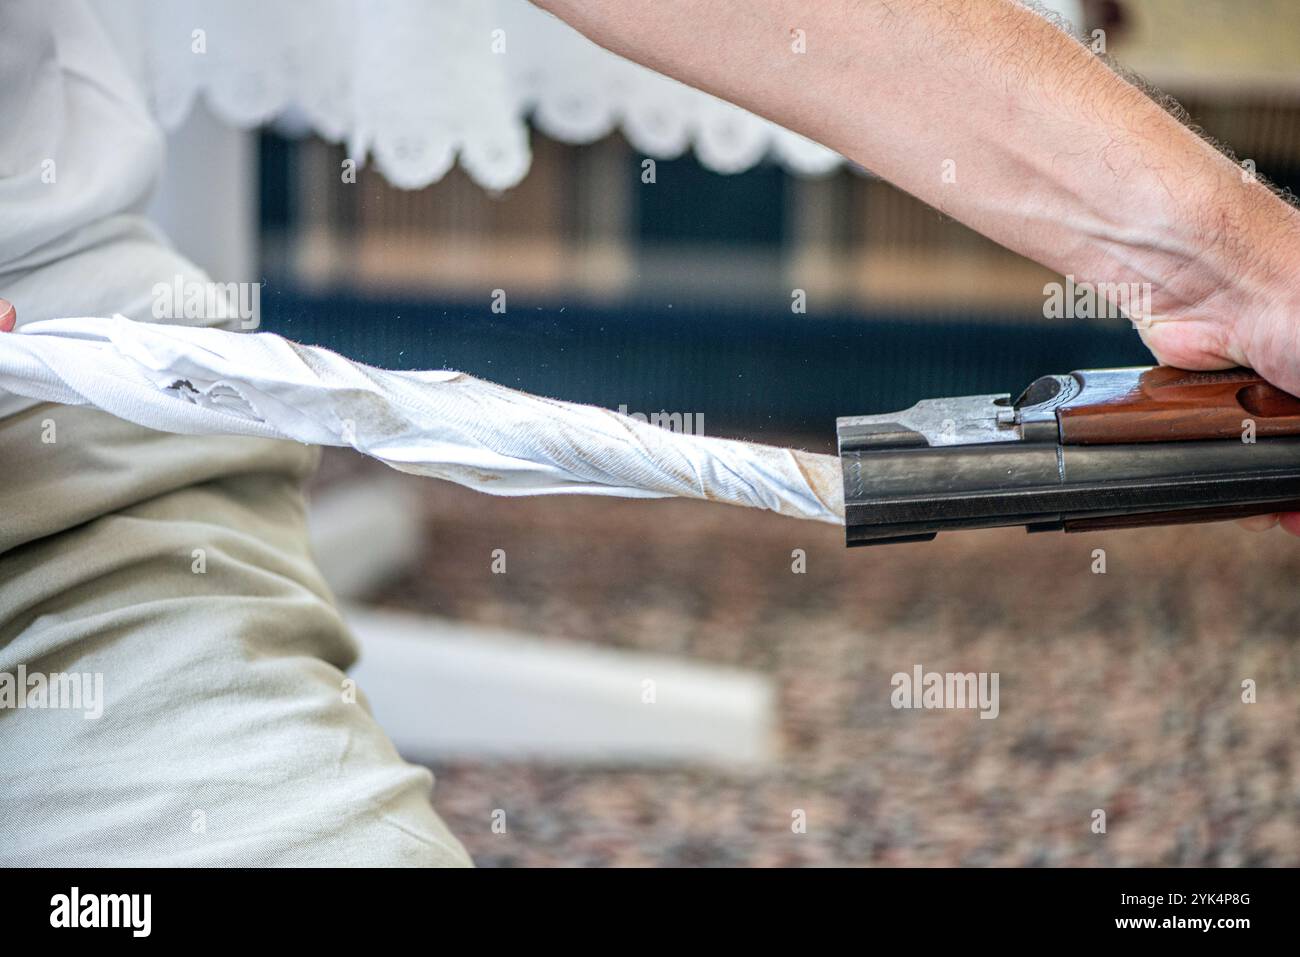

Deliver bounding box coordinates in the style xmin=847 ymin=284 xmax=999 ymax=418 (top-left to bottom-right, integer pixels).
xmin=536 ymin=0 xmax=1300 ymax=369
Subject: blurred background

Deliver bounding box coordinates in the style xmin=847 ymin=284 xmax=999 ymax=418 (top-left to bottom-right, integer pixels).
xmin=150 ymin=0 xmax=1300 ymax=865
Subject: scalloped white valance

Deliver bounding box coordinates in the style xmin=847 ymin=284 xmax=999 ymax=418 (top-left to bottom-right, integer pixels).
xmin=92 ymin=0 xmax=848 ymax=192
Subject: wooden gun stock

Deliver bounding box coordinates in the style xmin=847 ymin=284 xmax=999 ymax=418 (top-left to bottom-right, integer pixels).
xmin=1057 ymin=367 xmax=1300 ymax=444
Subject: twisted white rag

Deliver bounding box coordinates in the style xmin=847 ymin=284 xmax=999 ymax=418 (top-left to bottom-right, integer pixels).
xmin=0 ymin=317 xmax=844 ymax=525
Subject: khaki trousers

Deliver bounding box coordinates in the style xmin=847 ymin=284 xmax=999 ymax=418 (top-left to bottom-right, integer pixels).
xmin=0 ymin=403 xmax=470 ymax=866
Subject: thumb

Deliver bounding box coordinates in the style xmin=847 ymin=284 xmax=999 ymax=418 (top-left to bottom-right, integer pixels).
xmin=1134 ymin=319 xmax=1239 ymax=376
xmin=0 ymin=299 xmax=14 ymax=333
xmin=1138 ymin=311 xmax=1300 ymax=399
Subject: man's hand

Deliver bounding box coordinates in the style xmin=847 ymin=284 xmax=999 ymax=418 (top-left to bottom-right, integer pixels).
xmin=0 ymin=299 xmax=13 ymax=333
xmin=1139 ymin=260 xmax=1300 ymax=536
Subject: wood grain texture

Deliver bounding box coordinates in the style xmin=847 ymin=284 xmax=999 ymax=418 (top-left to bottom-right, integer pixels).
xmin=1057 ymin=366 xmax=1300 ymax=444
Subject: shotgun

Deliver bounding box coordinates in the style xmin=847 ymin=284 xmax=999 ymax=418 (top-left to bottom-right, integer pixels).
xmin=837 ymin=366 xmax=1300 ymax=545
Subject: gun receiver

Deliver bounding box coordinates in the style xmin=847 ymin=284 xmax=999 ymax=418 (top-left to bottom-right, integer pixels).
xmin=837 ymin=366 xmax=1300 ymax=546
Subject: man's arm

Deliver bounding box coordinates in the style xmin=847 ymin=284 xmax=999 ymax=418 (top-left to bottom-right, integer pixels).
xmin=536 ymin=0 xmax=1299 ymax=380
xmin=535 ymin=0 xmax=1300 ymax=533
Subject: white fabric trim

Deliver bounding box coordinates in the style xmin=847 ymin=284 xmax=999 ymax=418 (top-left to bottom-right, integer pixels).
xmin=0 ymin=317 xmax=843 ymax=524
xmin=92 ymin=0 xmax=842 ymax=191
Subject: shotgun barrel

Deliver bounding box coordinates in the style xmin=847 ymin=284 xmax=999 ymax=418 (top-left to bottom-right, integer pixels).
xmin=837 ymin=366 xmax=1300 ymax=546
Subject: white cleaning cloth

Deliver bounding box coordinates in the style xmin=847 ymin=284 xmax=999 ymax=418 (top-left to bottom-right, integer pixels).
xmin=0 ymin=316 xmax=844 ymax=525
